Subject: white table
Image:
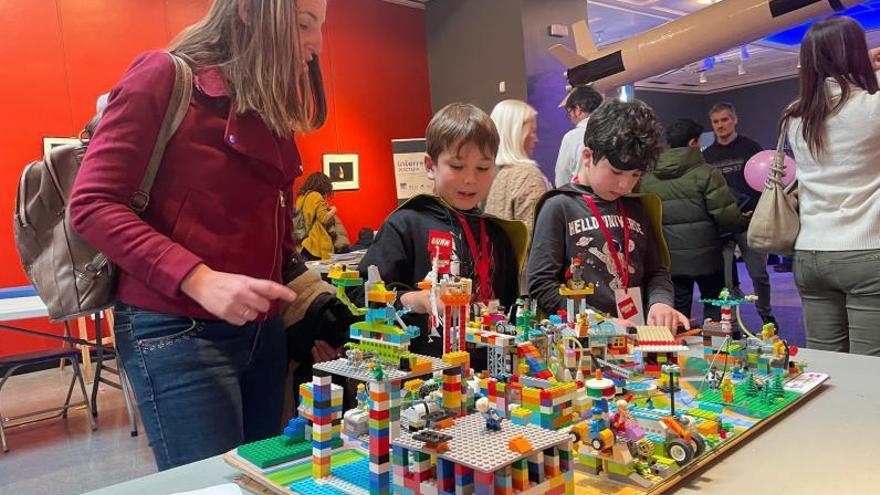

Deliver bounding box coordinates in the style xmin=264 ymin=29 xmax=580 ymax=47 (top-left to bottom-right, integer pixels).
xmin=83 ymin=347 xmax=880 ymax=495
xmin=0 ymin=295 xmax=49 ymax=322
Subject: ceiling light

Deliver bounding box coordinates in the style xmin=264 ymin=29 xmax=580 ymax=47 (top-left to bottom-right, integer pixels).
xmin=699 ymin=72 xmax=707 ymax=84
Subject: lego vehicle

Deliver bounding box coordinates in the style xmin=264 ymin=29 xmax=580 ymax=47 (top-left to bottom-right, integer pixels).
xmin=657 ymin=416 xmax=707 ymax=465
xmin=401 ymin=399 xmax=440 ymax=431
xmin=343 ymin=408 xmax=369 ymax=438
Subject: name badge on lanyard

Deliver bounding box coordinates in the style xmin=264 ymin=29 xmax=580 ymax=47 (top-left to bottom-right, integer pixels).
xmin=453 ymin=212 xmax=492 ymax=304
xmin=581 ymin=194 xmax=645 ymax=324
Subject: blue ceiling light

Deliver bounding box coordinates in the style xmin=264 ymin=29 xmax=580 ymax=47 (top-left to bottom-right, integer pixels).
xmin=765 ymin=1 xmax=880 ymax=46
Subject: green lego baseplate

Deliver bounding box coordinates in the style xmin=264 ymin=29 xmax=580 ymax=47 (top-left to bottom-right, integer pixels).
xmin=237 ymin=436 xmax=313 ymax=468
xmin=697 ymin=380 xmax=799 ymax=419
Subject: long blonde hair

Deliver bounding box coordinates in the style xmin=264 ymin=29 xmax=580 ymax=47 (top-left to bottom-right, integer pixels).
xmin=169 ymin=0 xmax=327 ymax=136
xmin=490 ymin=99 xmax=538 ymax=168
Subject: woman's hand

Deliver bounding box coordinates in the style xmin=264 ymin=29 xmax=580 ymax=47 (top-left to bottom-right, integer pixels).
xmin=647 ymin=303 xmax=690 ymax=332
xmin=181 ymin=264 xmax=297 ymax=325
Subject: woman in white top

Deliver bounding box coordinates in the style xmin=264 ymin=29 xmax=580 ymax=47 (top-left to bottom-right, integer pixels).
xmin=783 ymin=16 xmax=880 ymax=356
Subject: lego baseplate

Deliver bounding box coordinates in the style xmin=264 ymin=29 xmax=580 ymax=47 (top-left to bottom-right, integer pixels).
xmin=394 ymin=412 xmax=572 ymax=473
xmin=572 ymin=371 xmax=829 ymax=495
xmin=313 ymin=353 xmax=454 ymax=382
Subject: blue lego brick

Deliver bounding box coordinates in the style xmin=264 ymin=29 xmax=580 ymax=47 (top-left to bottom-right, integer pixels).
xmin=332 ymin=458 xmax=372 ymax=488
xmin=289 ymin=479 xmax=351 ymax=495
xmin=698 ymin=401 xmax=724 ymax=413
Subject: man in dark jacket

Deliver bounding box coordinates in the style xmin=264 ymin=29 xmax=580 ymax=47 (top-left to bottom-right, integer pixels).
xmin=640 ymin=118 xmax=749 ymax=321
xmin=703 ymin=102 xmax=777 ymax=325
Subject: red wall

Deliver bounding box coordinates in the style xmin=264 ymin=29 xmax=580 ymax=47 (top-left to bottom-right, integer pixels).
xmin=0 ymin=0 xmax=432 ymax=356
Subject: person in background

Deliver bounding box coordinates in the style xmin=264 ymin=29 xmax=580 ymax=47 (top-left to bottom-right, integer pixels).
xmin=703 ymin=102 xmax=777 ymax=328
xmin=484 ymin=99 xmax=551 ymax=239
xmin=295 ymin=172 xmax=341 ymax=260
xmin=350 ymin=227 xmax=375 ymax=251
xmin=69 ymin=0 xmax=330 ymax=470
xmin=783 ymin=16 xmax=880 ymax=356
xmin=554 ymin=85 xmax=603 ymax=187
xmin=640 ymin=118 xmax=749 ymax=323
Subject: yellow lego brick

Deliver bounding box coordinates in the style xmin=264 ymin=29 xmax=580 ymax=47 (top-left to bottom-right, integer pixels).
xmin=404 ymin=379 xmax=424 ymax=393
xmin=510 ymin=408 xmax=532 ymax=420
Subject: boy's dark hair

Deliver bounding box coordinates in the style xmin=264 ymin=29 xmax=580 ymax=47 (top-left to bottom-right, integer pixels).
xmin=565 ymin=85 xmax=603 ymax=115
xmin=584 ymin=99 xmax=663 ymax=171
xmin=426 ymin=103 xmax=499 ymax=162
xmin=299 ymin=172 xmax=333 ymax=197
xmin=665 ymin=118 xmax=704 ymax=148
xmin=709 ymin=102 xmax=736 ymax=117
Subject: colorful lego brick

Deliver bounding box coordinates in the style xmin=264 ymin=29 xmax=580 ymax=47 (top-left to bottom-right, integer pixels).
xmin=508 ymin=435 xmax=533 ymax=454
xmin=494 ymin=465 xmax=514 ymax=495
xmin=511 ymin=458 xmax=529 ymax=491
xmin=437 ymin=458 xmax=456 ymax=492
xmin=510 ymin=408 xmax=531 ymax=426
xmin=237 ymin=435 xmax=312 ymax=468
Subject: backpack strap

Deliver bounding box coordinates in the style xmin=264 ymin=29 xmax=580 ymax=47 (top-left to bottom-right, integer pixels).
xmin=130 ymin=53 xmax=193 ymax=213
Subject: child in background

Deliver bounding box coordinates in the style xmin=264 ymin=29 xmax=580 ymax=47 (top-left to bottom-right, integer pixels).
xmin=295 ymin=172 xmax=340 ymax=260
xmin=527 ymin=100 xmax=689 ymax=331
xmin=358 ymin=103 xmax=528 ymax=359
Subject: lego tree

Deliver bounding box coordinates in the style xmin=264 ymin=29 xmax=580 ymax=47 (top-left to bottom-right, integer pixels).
xmin=745 ymin=374 xmax=758 ymax=398
xmin=760 ymin=383 xmax=774 ymax=406
xmin=772 ymin=373 xmax=785 ymax=399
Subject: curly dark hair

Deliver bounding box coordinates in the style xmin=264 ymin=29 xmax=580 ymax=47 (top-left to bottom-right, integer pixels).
xmin=298 ymin=172 xmax=333 ymax=197
xmin=584 ymin=99 xmax=663 ymax=171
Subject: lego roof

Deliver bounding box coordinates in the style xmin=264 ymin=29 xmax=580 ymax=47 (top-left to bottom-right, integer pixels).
xmin=633 ymin=326 xmax=689 ymax=352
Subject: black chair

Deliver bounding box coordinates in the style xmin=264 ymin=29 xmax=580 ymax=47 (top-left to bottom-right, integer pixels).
xmin=0 ymin=347 xmax=96 ymax=452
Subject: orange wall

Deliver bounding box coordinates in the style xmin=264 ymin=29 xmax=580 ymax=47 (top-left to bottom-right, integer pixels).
xmin=0 ymin=0 xmax=432 ymax=356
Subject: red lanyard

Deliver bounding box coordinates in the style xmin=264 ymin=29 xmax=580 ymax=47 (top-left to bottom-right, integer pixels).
xmin=581 ymin=195 xmax=630 ymax=289
xmin=453 ymin=213 xmax=491 ymax=303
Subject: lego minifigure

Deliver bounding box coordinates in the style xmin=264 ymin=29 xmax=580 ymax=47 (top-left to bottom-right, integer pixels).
xmin=611 ymin=399 xmax=631 ymax=433
xmin=705 ymin=366 xmax=720 ymax=389
xmin=373 ymin=362 xmax=385 ymax=381
xmin=720 ymin=375 xmax=735 ymax=403
xmin=475 ymin=397 xmax=502 ymax=431
xmin=356 ymin=383 xmax=369 ymax=410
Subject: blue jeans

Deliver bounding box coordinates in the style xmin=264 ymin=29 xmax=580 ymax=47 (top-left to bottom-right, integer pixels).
xmin=113 ymin=303 xmax=287 ymax=470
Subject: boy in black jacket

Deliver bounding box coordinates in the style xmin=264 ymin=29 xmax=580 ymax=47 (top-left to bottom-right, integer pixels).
xmin=528 ymin=100 xmax=689 ymax=331
xmin=357 ymin=103 xmax=527 ymax=359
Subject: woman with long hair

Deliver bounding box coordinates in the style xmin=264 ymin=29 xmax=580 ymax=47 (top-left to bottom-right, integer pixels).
xmin=296 ymin=172 xmax=340 ymax=260
xmin=69 ymin=0 xmax=329 ymax=469
xmin=484 ymin=99 xmax=550 ymax=237
xmin=782 ymin=16 xmax=880 ymax=355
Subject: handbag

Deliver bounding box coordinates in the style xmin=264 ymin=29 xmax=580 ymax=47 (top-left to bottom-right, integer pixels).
xmin=746 ymin=119 xmax=799 ymax=256
xmin=13 ymin=53 xmax=192 ymax=321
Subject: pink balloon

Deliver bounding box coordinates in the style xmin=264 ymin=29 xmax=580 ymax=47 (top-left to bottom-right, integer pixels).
xmin=743 ymin=150 xmax=797 ymax=192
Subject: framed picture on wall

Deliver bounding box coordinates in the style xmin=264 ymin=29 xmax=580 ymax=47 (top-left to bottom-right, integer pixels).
xmin=42 ymin=137 xmax=81 ymax=157
xmin=323 ymin=153 xmax=359 ymax=191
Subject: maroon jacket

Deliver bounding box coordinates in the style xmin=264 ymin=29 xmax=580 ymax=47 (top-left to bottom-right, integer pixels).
xmin=69 ymin=51 xmax=301 ymax=320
